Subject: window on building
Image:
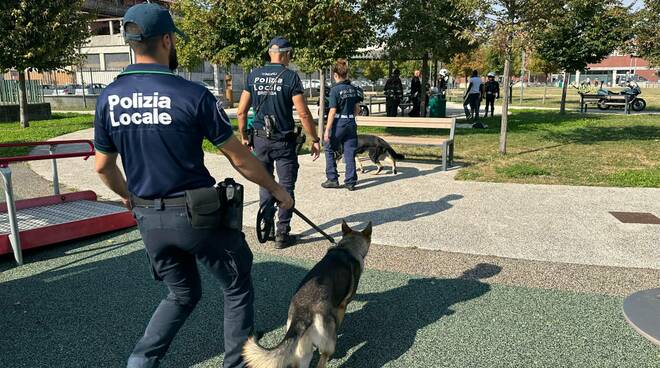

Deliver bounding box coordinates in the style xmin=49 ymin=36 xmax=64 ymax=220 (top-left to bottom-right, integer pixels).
xmin=104 ymin=53 xmax=130 ymax=71
xmin=82 ymin=54 xmax=101 ymax=71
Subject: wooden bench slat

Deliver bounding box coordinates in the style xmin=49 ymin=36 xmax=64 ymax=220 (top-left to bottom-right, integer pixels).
xmin=378 ymin=136 xmax=449 ymax=146
xmin=357 ymin=120 xmax=454 ymax=129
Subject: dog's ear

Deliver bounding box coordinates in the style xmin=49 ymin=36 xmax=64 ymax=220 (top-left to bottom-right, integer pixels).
xmin=362 ymin=222 xmax=372 ymax=239
xmin=341 ymin=220 xmax=352 ymax=235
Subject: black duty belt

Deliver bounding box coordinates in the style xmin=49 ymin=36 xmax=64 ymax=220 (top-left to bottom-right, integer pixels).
xmin=254 ymin=129 xmax=295 ymax=141
xmin=131 ymin=195 xmax=186 ymax=208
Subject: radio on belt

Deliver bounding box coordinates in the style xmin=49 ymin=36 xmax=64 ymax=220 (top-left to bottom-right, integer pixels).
xmin=218 ymin=178 xmax=243 ymax=231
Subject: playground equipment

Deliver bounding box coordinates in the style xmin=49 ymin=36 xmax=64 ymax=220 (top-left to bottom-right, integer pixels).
xmin=0 ymin=140 xmax=136 ymax=265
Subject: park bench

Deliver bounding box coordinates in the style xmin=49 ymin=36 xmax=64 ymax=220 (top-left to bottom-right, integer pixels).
xmin=355 ymin=116 xmax=456 ymax=171
xmin=579 ymin=93 xmax=632 ymax=114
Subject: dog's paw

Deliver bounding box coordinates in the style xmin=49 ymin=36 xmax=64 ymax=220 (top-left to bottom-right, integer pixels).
xmin=393 ymin=169 xmax=398 ymax=175
xmin=374 ymin=167 xmax=383 ymax=175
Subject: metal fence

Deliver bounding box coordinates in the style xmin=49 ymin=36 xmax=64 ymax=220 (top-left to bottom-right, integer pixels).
xmin=0 ymin=80 xmax=44 ymax=105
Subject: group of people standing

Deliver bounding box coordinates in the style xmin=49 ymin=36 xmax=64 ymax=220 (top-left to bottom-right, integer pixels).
xmin=463 ymin=69 xmax=501 ymax=128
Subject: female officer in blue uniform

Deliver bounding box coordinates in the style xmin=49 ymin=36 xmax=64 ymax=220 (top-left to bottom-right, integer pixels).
xmin=322 ymin=59 xmax=362 ymax=191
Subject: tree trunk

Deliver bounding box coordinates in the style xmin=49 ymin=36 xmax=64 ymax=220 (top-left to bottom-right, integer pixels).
xmin=318 ymin=68 xmax=326 ymax=146
xmin=18 ymin=70 xmax=29 ymax=128
xmin=560 ymin=71 xmax=570 ymax=114
xmin=499 ymin=57 xmax=511 ymax=155
xmin=422 ymin=52 xmax=429 ymax=90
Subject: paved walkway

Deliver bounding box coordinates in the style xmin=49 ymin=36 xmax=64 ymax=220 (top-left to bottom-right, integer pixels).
xmin=27 ymin=129 xmax=660 ymax=270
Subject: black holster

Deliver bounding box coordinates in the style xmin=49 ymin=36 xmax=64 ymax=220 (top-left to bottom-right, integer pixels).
xmin=247 ymin=127 xmax=255 ymax=148
xmin=185 ymin=178 xmax=244 ymax=231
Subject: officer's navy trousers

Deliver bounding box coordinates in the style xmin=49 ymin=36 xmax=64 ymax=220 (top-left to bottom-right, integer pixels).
xmin=127 ymin=205 xmax=254 ymax=368
xmin=253 ymin=135 xmax=299 ymax=235
xmin=324 ymin=118 xmax=358 ymax=186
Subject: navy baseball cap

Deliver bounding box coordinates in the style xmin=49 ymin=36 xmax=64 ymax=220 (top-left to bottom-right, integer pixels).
xmin=268 ymin=36 xmax=292 ymax=51
xmin=123 ymin=3 xmax=187 ymax=42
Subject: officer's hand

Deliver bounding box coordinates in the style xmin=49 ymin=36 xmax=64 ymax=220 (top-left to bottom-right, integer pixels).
xmin=323 ymin=130 xmax=331 ymax=144
xmin=273 ymin=186 xmax=294 ymax=210
xmin=122 ymin=197 xmax=132 ymax=211
xmin=311 ymin=142 xmax=321 ymax=161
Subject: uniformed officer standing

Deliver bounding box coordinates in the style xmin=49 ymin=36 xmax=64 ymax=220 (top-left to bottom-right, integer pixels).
xmin=384 ymin=69 xmax=403 ymax=117
xmin=93 ymin=4 xmax=293 ymax=368
xmin=483 ymin=72 xmax=500 ymax=118
xmin=321 ymin=59 xmax=362 ymax=191
xmin=237 ymin=37 xmax=321 ymax=249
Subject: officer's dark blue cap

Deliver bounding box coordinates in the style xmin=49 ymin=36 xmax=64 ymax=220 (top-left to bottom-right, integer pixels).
xmin=268 ymin=36 xmax=292 ymax=51
xmin=123 ymin=3 xmax=188 ymax=42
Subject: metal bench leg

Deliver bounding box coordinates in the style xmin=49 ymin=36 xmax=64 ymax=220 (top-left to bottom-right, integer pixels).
xmin=441 ymin=143 xmax=448 ymax=171
xmin=1 ymin=166 xmax=23 ymax=265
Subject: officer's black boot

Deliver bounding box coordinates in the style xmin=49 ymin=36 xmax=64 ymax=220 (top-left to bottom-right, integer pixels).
xmin=321 ymin=180 xmax=341 ymax=189
xmin=274 ymin=231 xmax=297 ymax=249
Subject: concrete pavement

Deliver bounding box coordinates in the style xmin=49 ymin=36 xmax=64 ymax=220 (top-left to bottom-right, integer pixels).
xmin=27 ymin=129 xmax=660 ymax=270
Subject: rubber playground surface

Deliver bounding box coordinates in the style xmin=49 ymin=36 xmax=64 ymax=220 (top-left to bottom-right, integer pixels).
xmin=1 ymin=229 xmax=658 ymax=368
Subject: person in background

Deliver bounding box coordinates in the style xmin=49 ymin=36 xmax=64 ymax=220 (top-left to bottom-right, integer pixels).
xmin=483 ymin=72 xmax=500 ymax=118
xmin=322 ymin=59 xmax=362 ymax=191
xmin=409 ymin=70 xmax=422 ymax=117
xmin=463 ymin=70 xmax=484 ymax=128
xmin=421 ymin=82 xmax=431 ymax=117
xmin=384 ymin=69 xmax=403 ymax=117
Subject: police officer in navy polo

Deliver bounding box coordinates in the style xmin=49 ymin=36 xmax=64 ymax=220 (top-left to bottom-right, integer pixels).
xmin=237 ymin=37 xmax=321 ymax=249
xmin=93 ymin=4 xmax=293 ymax=368
xmin=322 ymin=59 xmax=362 ymax=191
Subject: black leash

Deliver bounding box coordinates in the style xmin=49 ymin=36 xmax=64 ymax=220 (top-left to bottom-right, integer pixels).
xmin=256 ymin=198 xmax=336 ymax=244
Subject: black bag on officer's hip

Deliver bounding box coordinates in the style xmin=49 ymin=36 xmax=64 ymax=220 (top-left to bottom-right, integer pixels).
xmin=185 ymin=187 xmax=222 ymax=229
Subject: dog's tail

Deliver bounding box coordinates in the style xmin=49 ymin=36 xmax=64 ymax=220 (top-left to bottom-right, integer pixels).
xmin=377 ymin=137 xmax=405 ymax=161
xmin=242 ymin=323 xmax=304 ymax=368
xmin=386 ymin=146 xmax=405 ymax=161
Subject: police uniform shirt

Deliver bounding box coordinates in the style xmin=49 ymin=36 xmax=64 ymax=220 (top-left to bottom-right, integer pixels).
xmin=328 ymin=80 xmax=363 ymax=117
xmin=244 ymin=63 xmax=304 ymax=134
xmin=485 ymin=80 xmax=500 ymax=95
xmin=94 ymin=63 xmax=234 ymax=199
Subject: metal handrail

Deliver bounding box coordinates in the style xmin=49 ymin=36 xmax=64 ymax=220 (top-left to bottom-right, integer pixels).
xmin=0 ymin=140 xmax=95 ymax=167
xmin=1 ymin=139 xmax=96 ymax=265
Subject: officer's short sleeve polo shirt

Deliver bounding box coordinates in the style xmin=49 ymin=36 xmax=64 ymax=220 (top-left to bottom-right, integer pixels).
xmin=328 ymin=80 xmax=361 ymax=116
xmin=94 ymin=63 xmax=234 ymax=199
xmin=243 ymin=63 xmax=304 ymax=133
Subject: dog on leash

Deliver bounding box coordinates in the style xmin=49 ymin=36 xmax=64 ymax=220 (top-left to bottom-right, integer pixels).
xmin=333 ymin=134 xmax=405 ymax=175
xmin=243 ymin=220 xmax=372 ymax=368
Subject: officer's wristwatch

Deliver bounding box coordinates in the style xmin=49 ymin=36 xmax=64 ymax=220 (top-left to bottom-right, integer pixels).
xmin=312 ymin=137 xmax=320 ymax=143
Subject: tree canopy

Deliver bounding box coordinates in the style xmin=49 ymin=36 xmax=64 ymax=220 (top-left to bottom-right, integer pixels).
xmin=0 ymin=0 xmax=90 ymax=71
xmin=634 ymin=0 xmax=660 ymax=67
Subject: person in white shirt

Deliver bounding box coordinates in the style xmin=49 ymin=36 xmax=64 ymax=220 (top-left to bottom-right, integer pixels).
xmin=463 ymin=70 xmax=485 ymax=128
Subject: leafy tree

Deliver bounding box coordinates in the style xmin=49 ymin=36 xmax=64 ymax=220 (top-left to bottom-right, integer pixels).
xmin=527 ymin=52 xmax=560 ymax=104
xmin=633 ymin=0 xmax=660 ymax=67
xmin=534 ymin=0 xmax=630 ymax=113
xmin=0 ymin=0 xmax=90 ymax=128
xmin=385 ymin=0 xmax=482 ymax=88
xmin=485 ymin=0 xmax=553 ymax=154
xmin=352 ymin=60 xmax=387 ymax=84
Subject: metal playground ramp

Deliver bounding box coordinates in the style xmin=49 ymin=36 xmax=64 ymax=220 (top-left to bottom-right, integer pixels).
xmin=0 ymin=140 xmax=136 ymax=265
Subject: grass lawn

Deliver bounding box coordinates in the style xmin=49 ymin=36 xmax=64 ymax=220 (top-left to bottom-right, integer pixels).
xmin=447 ymin=86 xmax=660 ymax=111
xmin=0 ymin=113 xmax=94 ymax=157
xmin=356 ymin=110 xmax=660 ymax=188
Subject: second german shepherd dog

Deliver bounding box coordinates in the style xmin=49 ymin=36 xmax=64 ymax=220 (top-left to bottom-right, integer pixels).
xmin=334 ymin=134 xmax=405 ymax=175
xmin=243 ymin=220 xmax=373 ymax=368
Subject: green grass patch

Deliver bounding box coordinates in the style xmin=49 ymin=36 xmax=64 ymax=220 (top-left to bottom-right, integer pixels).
xmin=495 ymin=164 xmax=550 ymax=178
xmin=607 ymin=168 xmax=660 ymax=187
xmin=0 ymin=113 xmax=94 ymax=157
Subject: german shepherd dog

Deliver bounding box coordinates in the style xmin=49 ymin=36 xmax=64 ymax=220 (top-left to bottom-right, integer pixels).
xmin=333 ymin=134 xmax=405 ymax=175
xmin=243 ymin=221 xmax=372 ymax=368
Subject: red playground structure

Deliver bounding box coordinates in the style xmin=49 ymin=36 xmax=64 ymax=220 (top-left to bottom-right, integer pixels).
xmin=0 ymin=140 xmax=136 ymax=265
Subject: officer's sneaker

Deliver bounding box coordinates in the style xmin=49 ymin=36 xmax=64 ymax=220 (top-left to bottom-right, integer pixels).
xmin=274 ymin=232 xmax=297 ymax=249
xmin=345 ymin=184 xmax=356 ymax=191
xmin=321 ymin=180 xmax=341 ymax=189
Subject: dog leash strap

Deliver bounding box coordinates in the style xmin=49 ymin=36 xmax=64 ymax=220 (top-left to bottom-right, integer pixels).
xmin=292 ymin=208 xmax=336 ymax=244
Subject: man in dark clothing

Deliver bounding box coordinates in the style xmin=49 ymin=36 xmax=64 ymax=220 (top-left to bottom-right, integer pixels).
xmin=384 ymin=69 xmax=403 ymax=117
xmin=483 ymin=72 xmax=500 ymax=118
xmin=409 ymin=70 xmax=422 ymax=117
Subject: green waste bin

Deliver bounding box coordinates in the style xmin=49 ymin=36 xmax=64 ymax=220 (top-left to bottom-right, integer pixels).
xmin=429 ymin=94 xmax=446 ymax=117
